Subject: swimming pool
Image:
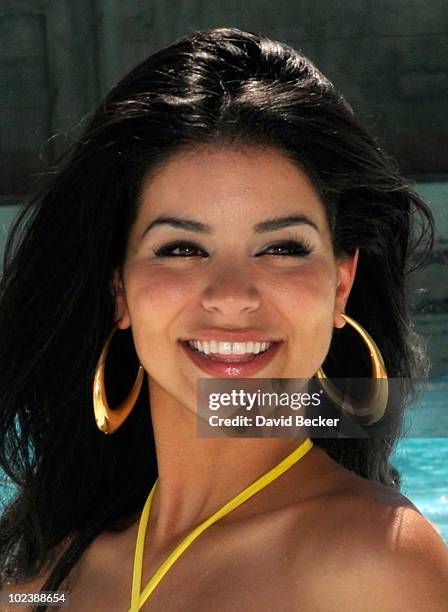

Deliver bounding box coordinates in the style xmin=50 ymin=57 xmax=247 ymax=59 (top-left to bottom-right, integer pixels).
xmin=393 ymin=438 xmax=448 ymax=543
xmin=391 ymin=380 xmax=448 ymax=542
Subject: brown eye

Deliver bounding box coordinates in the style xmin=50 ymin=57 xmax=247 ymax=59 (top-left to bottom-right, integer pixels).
xmin=257 ymin=240 xmax=313 ymax=256
xmin=154 ymin=240 xmax=207 ymax=257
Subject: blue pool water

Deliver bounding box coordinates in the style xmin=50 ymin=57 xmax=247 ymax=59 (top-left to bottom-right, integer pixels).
xmin=1 ymin=383 xmax=447 ymax=542
xmin=391 ymin=380 xmax=448 ymax=542
xmin=392 ymin=438 xmax=448 ymax=543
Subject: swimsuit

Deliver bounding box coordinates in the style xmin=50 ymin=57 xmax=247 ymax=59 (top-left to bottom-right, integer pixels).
xmin=129 ymin=438 xmax=313 ymax=611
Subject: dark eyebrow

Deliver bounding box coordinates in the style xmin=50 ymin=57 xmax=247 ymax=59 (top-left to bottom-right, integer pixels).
xmin=141 ymin=213 xmax=319 ymax=239
xmin=253 ymin=215 xmax=319 ymax=233
xmin=141 ymin=216 xmax=212 ymax=238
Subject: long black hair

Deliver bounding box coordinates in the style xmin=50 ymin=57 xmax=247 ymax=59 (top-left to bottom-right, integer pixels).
xmin=0 ymin=27 xmax=434 ymax=596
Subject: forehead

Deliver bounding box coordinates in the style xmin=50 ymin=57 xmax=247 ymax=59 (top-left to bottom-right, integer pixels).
xmin=137 ymin=144 xmax=327 ymax=225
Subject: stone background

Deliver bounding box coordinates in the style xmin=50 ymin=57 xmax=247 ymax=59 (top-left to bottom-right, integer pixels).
xmin=0 ymin=0 xmax=447 ymax=374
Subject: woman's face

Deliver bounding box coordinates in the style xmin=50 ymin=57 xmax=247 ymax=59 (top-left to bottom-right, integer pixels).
xmin=113 ymin=145 xmax=357 ymax=413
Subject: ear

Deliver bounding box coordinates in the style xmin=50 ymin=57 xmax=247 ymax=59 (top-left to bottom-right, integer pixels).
xmin=334 ymin=248 xmax=359 ymax=329
xmin=110 ymin=269 xmax=131 ymax=329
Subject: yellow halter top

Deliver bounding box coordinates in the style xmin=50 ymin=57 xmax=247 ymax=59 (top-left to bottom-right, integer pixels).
xmin=129 ymin=438 xmax=313 ymax=611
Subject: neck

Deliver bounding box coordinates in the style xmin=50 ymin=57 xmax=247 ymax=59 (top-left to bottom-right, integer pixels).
xmin=145 ymin=381 xmax=316 ymax=546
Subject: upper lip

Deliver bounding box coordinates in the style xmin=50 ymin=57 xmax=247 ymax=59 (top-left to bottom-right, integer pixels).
xmin=180 ymin=329 xmax=281 ymax=343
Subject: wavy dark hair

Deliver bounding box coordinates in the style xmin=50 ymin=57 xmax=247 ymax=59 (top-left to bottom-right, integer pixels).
xmin=0 ymin=26 xmax=434 ymax=600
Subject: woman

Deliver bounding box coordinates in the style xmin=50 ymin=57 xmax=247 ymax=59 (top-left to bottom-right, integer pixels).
xmin=1 ymin=26 xmax=447 ymax=611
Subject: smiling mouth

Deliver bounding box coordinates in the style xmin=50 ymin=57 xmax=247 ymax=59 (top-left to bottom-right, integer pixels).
xmin=180 ymin=340 xmax=280 ymax=362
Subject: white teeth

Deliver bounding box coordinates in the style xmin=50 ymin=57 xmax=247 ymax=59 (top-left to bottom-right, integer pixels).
xmin=219 ymin=341 xmax=232 ymax=355
xmin=233 ymin=342 xmax=245 ymax=355
xmin=187 ymin=339 xmax=274 ymax=356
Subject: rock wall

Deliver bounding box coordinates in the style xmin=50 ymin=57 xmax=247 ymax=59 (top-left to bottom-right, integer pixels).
xmin=1 ymin=0 xmax=447 ymax=195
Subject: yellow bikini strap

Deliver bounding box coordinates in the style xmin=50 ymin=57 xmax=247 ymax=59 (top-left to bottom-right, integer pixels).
xmin=130 ymin=438 xmax=313 ymax=611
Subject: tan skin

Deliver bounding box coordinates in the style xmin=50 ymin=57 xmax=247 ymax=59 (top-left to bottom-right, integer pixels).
xmin=4 ymin=145 xmax=448 ymax=610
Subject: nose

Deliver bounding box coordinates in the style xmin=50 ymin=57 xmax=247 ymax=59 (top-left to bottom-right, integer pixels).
xmin=200 ymin=263 xmax=261 ymax=317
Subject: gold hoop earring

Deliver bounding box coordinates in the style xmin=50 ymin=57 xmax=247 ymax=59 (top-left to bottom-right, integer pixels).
xmin=315 ymin=314 xmax=388 ymax=425
xmin=93 ymin=325 xmax=145 ymax=434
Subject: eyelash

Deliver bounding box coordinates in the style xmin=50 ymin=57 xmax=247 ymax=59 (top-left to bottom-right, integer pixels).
xmin=153 ymin=239 xmax=313 ymax=257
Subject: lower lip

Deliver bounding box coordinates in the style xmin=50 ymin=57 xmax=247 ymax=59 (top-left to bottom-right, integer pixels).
xmin=180 ymin=341 xmax=282 ymax=377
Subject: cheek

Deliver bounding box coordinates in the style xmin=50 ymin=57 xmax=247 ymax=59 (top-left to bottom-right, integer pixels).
xmin=126 ymin=266 xmax=193 ymax=320
xmin=268 ymin=259 xmax=336 ymax=316
xmin=125 ymin=257 xmax=337 ymax=324
xmin=123 ymin=265 xmax=196 ymax=365
xmin=268 ymin=261 xmax=337 ymax=375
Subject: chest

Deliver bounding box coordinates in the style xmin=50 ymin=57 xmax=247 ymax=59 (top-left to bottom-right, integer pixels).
xmin=65 ymin=515 xmax=312 ymax=612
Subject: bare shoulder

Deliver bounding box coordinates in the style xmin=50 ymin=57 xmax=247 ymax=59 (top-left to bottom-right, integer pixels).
xmin=293 ymin=468 xmax=448 ymax=611
xmin=324 ymin=473 xmax=448 ymax=561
